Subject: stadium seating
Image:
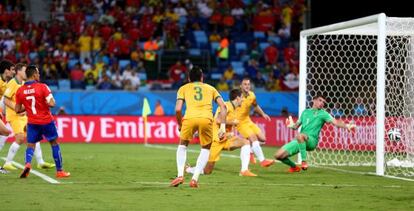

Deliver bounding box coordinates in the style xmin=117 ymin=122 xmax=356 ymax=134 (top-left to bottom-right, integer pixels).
xmin=68 ymin=59 xmax=79 ymax=70
xmin=58 ymin=79 xmax=71 ymax=91
xmin=188 ymin=48 xmax=201 ymax=56
xmin=254 ymin=31 xmax=266 ymax=41
xmin=119 ymin=60 xmax=131 ymax=70
xmin=210 ymin=42 xmax=220 ymax=55
xmin=235 ymin=42 xmax=247 ymax=55
xmin=259 ymin=42 xmax=271 ymax=52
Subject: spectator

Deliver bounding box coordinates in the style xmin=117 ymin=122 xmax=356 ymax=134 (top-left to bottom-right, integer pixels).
xmin=209 ymin=29 xmax=221 ymax=42
xmin=223 ymin=65 xmax=235 ymax=82
xmin=78 ymin=31 xmax=92 ymax=62
xmin=154 ymin=100 xmax=165 ymax=116
xmin=97 ymin=74 xmax=115 ymax=90
xmin=254 ymin=72 xmax=266 ymax=88
xmin=168 ymin=60 xmax=187 ymax=89
xmin=280 ymin=107 xmax=290 ymax=118
xmin=216 ymin=76 xmax=229 ymax=91
xmin=245 ymin=59 xmax=259 ymax=80
xmin=70 ymin=63 xmax=85 ymax=89
xmin=123 ymin=70 xmax=141 ymax=91
xmin=263 ymin=40 xmax=279 ymax=65
xmin=216 ymin=31 xmax=230 ymax=64
xmin=143 ymin=36 xmax=159 ymax=80
xmin=56 ymin=106 xmax=67 ymax=115
xmin=84 ymin=72 xmax=97 ymax=87
xmin=111 ymin=68 xmax=124 ymax=89
xmin=91 ymin=30 xmax=102 ymax=61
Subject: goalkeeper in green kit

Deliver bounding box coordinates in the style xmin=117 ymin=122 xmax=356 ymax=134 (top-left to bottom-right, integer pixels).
xmin=275 ymin=95 xmax=356 ymax=172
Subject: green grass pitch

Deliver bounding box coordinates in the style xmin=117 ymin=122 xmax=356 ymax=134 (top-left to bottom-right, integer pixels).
xmin=0 ymin=143 xmax=413 ymax=210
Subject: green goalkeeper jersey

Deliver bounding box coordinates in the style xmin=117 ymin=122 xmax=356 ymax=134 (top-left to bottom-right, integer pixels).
xmin=298 ymin=108 xmax=334 ymax=139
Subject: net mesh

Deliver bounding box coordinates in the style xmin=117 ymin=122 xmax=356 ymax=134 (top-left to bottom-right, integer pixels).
xmin=304 ymin=18 xmax=414 ymax=177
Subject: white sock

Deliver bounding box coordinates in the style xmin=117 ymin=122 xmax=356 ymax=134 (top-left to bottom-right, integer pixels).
xmin=240 ymin=144 xmax=250 ymax=171
xmin=192 ymin=148 xmax=210 ymax=181
xmin=250 ymin=147 xmax=254 ymax=154
xmin=34 ymin=142 xmax=45 ymax=165
xmin=185 ymin=166 xmax=194 ymax=174
xmin=176 ymin=145 xmax=187 ymax=177
xmin=252 ymin=141 xmax=265 ymax=162
xmin=0 ymin=135 xmax=7 ymax=151
xmin=5 ymin=142 xmax=20 ymax=164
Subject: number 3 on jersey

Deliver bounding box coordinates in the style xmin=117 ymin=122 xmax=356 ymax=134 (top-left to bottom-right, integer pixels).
xmin=194 ymin=87 xmax=203 ymax=101
xmin=26 ymin=96 xmax=37 ymax=114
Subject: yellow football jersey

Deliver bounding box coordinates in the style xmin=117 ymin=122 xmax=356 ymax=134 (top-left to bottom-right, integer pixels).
xmin=0 ymin=76 xmax=7 ymax=97
xmin=236 ymin=91 xmax=257 ymax=122
xmin=177 ymin=82 xmax=221 ymax=120
xmin=4 ymin=78 xmax=24 ymax=120
xmin=212 ymin=101 xmax=237 ymax=139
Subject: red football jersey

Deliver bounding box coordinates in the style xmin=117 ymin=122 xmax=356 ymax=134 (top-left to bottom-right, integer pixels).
xmin=15 ymin=81 xmax=54 ymax=124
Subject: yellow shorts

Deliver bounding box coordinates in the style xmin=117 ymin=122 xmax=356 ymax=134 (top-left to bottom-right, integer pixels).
xmin=237 ymin=120 xmax=262 ymax=139
xmin=180 ymin=118 xmax=213 ymax=146
xmin=209 ymin=134 xmax=237 ymax=162
xmin=9 ymin=116 xmax=27 ymax=134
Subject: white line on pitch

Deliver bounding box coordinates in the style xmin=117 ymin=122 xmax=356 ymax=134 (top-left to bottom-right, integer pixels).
xmin=60 ymin=180 xmax=402 ymax=189
xmin=1 ymin=157 xmax=60 ymax=184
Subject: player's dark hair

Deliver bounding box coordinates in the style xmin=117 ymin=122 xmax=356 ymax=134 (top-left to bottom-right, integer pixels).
xmin=313 ymin=94 xmax=326 ymax=100
xmin=229 ymin=89 xmax=242 ymax=101
xmin=0 ymin=59 xmax=14 ymax=74
xmin=189 ymin=66 xmax=203 ymax=82
xmin=15 ymin=63 xmax=27 ymax=72
xmin=241 ymin=77 xmax=251 ymax=82
xmin=26 ymin=65 xmax=38 ymax=78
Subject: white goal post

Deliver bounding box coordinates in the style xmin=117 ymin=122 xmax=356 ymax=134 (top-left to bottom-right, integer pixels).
xmin=300 ymin=13 xmax=414 ymax=178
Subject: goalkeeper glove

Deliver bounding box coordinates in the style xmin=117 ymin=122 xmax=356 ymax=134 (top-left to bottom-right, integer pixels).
xmin=346 ymin=121 xmax=356 ymax=131
xmin=285 ymin=116 xmax=295 ymax=129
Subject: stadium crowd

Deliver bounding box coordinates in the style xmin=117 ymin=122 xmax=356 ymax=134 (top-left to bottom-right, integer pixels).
xmin=0 ymin=0 xmax=305 ymax=91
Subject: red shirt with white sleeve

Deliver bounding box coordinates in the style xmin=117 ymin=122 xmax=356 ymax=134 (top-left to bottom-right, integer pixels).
xmin=15 ymin=81 xmax=54 ymax=125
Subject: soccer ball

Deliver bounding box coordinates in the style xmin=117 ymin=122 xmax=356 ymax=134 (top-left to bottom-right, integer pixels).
xmin=387 ymin=128 xmax=401 ymax=141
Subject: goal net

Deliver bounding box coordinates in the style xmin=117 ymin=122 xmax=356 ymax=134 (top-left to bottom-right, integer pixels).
xmin=300 ymin=13 xmax=414 ymax=178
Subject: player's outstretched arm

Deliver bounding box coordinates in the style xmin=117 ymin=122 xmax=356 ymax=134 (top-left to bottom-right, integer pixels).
xmin=253 ymin=104 xmax=271 ymax=121
xmin=216 ymin=97 xmax=227 ymax=138
xmin=286 ymin=115 xmax=301 ymax=130
xmin=4 ymin=97 xmax=16 ymax=111
xmin=175 ymin=99 xmax=184 ymax=131
xmin=47 ymin=96 xmax=56 ymax=107
xmin=332 ymin=119 xmax=356 ymax=131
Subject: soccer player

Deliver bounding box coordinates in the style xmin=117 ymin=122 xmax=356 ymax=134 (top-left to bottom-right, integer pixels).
xmin=0 ymin=60 xmax=15 ymax=174
xmin=2 ymin=63 xmax=55 ymax=171
xmin=275 ymin=94 xmax=356 ymax=172
xmin=236 ymin=77 xmax=274 ymax=167
xmin=16 ymin=65 xmax=70 ymax=178
xmin=170 ymin=66 xmax=227 ymax=188
xmin=185 ymin=89 xmax=257 ymax=177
